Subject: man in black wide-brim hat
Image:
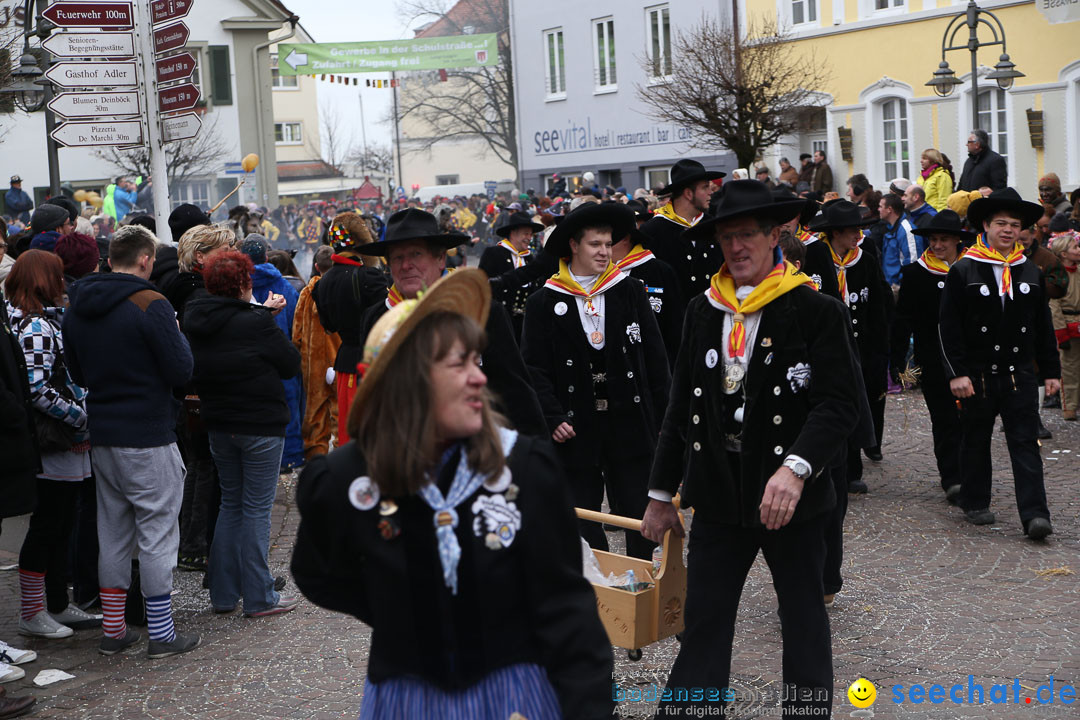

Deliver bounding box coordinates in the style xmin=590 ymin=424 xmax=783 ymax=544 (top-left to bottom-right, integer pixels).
xmin=356 ymin=208 xmax=546 ymax=436
xmin=478 ymin=210 xmax=552 ymax=341
xmin=520 ymin=201 xmax=671 ymax=560
xmin=639 ymin=159 xmax=726 ymax=300
xmin=892 ymin=210 xmax=972 ymax=505
xmin=939 ymin=188 xmax=1060 ymax=540
xmin=642 ymin=180 xmax=860 ymax=718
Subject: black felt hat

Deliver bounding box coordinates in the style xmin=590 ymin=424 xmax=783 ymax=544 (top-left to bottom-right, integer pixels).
xmin=772 ymin=186 xmax=817 ymax=227
xmin=495 ymin=211 xmax=544 ymax=238
xmin=683 ymin=180 xmax=806 ymax=244
xmin=807 ymin=200 xmax=877 ymax=233
xmin=656 ymin=159 xmax=726 ymax=196
xmin=356 ymin=208 xmax=468 ymax=257
xmin=544 ymin=202 xmax=634 ymax=258
xmin=967 ymin=187 xmax=1045 ymax=231
xmin=169 ymin=203 xmax=211 ymax=241
xmin=911 ymin=210 xmax=976 ymax=244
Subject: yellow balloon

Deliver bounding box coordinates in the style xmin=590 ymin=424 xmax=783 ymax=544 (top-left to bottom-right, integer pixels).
xmin=74 ymin=189 xmax=88 ymax=202
xmin=241 ymin=153 xmax=260 ymax=172
xmin=89 ymin=196 xmax=103 ymax=208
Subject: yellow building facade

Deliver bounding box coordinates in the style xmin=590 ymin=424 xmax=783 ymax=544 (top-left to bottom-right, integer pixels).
xmin=744 ymin=0 xmax=1080 ymax=195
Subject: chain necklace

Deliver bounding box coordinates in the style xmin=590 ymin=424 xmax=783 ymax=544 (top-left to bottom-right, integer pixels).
xmin=585 ymin=294 xmax=604 ymax=344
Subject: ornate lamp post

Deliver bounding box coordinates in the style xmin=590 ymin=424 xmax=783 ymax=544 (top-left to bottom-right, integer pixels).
xmin=924 ymin=0 xmax=1024 ymax=129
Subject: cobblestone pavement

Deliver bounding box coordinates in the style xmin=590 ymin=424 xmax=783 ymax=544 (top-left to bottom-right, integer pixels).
xmin=0 ymin=391 xmax=1076 ymax=719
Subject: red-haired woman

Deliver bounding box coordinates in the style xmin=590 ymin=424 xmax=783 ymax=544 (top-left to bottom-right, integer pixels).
xmin=4 ymin=250 xmax=100 ymax=639
xmin=181 ymin=250 xmax=302 ymax=616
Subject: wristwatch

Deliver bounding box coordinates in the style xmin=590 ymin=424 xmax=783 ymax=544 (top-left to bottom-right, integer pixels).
xmin=783 ymin=457 xmax=811 ymax=480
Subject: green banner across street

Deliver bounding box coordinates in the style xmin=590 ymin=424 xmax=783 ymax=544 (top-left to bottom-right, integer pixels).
xmin=277 ymin=34 xmax=498 ymax=76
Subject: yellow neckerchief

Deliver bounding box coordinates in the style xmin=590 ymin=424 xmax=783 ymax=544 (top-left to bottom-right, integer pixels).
xmin=796 ymin=225 xmax=819 ymax=246
xmin=385 ymin=284 xmax=405 ymax=309
xmin=614 ymin=243 xmax=655 ymax=273
xmin=917 ymin=247 xmax=965 ymax=276
xmin=706 ymin=261 xmax=815 ymax=358
xmin=825 ymin=239 xmax=863 ymax=305
xmin=653 ymin=202 xmax=702 ymax=228
xmin=545 ymin=258 xmax=626 ymax=299
xmin=963 ymin=235 xmax=1026 ymax=298
xmin=498 ymin=239 xmax=530 ymax=269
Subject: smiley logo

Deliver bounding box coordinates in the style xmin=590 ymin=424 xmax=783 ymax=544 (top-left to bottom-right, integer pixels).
xmin=848 ymin=678 xmax=877 ymax=708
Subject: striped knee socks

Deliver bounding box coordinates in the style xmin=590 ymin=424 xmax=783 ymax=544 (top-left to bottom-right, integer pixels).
xmin=145 ymin=594 xmax=176 ymax=644
xmin=18 ymin=569 xmax=45 ymax=621
xmin=100 ymin=588 xmax=127 ymax=639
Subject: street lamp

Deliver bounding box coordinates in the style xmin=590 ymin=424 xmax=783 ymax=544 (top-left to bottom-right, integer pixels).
xmin=6 ymin=51 xmax=46 ymax=112
xmin=924 ymin=0 xmax=1024 ymax=129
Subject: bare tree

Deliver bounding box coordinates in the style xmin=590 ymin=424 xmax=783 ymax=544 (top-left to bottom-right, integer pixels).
xmin=313 ymin=100 xmax=352 ymax=174
xmin=348 ymin=142 xmax=394 ymax=176
xmin=394 ymin=0 xmax=516 ymax=170
xmin=637 ymin=15 xmax=831 ymax=170
xmin=95 ymin=114 xmax=232 ymax=188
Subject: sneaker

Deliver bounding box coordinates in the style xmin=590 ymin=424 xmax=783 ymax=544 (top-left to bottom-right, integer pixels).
xmin=944 ymin=484 xmax=962 ymax=506
xmin=0 ymin=664 xmax=24 ymax=684
xmin=177 ymin=555 xmax=207 ymax=572
xmin=245 ymin=597 xmax=299 ymax=618
xmin=18 ymin=611 xmax=73 ymax=639
xmin=274 ymin=576 xmax=287 ymax=592
xmin=964 ymin=509 xmax=996 ymax=526
xmin=49 ymin=603 xmax=103 ymax=630
xmin=98 ymin=629 xmax=141 ymax=656
xmin=147 ymin=632 xmax=200 ymax=660
xmin=1025 ymin=517 xmax=1053 ymax=541
xmin=0 ymin=641 xmax=35 ymax=666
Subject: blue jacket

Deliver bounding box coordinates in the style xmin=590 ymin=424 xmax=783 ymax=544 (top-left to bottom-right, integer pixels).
xmin=113 ymin=185 xmax=138 ymax=219
xmin=907 ymin=203 xmax=937 ymax=228
xmin=881 ymin=219 xmax=922 ymax=286
xmin=63 ymin=272 xmax=193 ymax=447
xmin=4 ymin=187 xmax=33 ymax=224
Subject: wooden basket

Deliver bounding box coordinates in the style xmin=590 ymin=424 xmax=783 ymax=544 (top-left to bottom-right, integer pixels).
xmin=575 ymin=507 xmax=687 ymax=654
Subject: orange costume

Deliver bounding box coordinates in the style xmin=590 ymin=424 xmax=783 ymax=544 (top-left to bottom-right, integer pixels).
xmin=293 ymin=274 xmax=341 ymax=459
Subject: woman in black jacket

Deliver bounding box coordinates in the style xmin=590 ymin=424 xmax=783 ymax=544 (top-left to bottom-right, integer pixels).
xmin=182 ymin=250 xmax=301 ymax=617
xmin=291 ymin=270 xmax=614 ymax=720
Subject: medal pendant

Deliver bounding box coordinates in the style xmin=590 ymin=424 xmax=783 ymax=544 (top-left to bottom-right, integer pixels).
xmin=726 ymin=364 xmax=745 ymax=383
xmin=590 ymin=331 xmax=604 ymax=344
xmin=724 ymin=376 xmax=738 ymax=392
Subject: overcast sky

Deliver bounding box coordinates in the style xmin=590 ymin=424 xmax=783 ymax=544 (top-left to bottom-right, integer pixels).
xmin=284 ymin=0 xmax=416 ymax=157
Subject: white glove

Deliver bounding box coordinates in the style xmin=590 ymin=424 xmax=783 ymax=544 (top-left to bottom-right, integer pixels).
xmin=325 ymin=367 xmax=336 ymax=385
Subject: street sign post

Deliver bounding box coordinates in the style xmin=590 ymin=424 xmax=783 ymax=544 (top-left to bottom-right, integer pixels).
xmin=50 ymin=119 xmax=142 ymax=147
xmin=157 ymin=83 xmax=199 ymax=113
xmin=161 ymin=112 xmax=201 ymax=143
xmin=42 ymin=31 xmax=135 ymax=57
xmin=155 ymin=52 xmax=197 ymax=83
xmin=47 ymin=90 xmax=140 ymax=118
xmin=150 ymin=0 xmax=194 ymax=24
xmin=152 ymin=22 xmax=189 ymax=54
xmin=44 ymin=61 xmax=139 ymax=87
xmin=484 ymin=180 xmax=497 ymax=201
xmin=42 ymin=2 xmax=134 ymax=28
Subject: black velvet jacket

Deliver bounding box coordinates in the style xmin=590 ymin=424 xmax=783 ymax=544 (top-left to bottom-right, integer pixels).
xmin=893 ymin=261 xmax=948 ymax=376
xmin=649 ymin=287 xmax=861 ymax=526
xmin=312 ymin=260 xmax=390 ymax=373
xmin=290 ymin=434 xmax=615 ymax=720
xmin=939 ymin=256 xmax=1060 ymax=382
xmin=520 ymin=277 xmax=671 ymax=469
xmin=639 ymin=215 xmax=723 ymax=300
xmin=624 ymin=255 xmax=684 ymax=368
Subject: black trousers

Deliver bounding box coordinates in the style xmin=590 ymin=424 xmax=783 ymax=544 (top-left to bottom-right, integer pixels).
xmin=847 ymin=358 xmax=886 ymax=484
xmin=565 ymin=420 xmax=656 ymax=561
xmin=823 ymin=451 xmax=848 ymax=596
xmin=177 ymin=420 xmax=220 ymax=558
xmin=921 ymin=369 xmax=962 ymax=492
xmin=20 ymin=477 xmax=82 ymax=614
xmin=657 ymin=514 xmax=833 ymax=718
xmin=69 ymin=475 xmax=99 ymax=605
xmin=958 ymin=371 xmax=1050 ymax=524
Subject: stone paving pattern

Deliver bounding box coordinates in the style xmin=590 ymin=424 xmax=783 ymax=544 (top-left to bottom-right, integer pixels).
xmin=0 ymin=390 xmax=1076 ymax=718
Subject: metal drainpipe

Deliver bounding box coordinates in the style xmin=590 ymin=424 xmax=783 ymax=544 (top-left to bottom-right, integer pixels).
xmin=251 ymin=14 xmax=298 ymax=209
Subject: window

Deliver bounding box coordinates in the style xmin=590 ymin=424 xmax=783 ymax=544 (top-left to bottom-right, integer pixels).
xmin=976 ymin=88 xmax=1008 ymax=162
xmin=270 ymin=55 xmax=298 ymax=89
xmin=274 ymin=122 xmax=303 ymax=145
xmin=875 ymin=0 xmax=904 ymax=8
xmin=792 ymin=0 xmax=817 ymax=25
xmin=543 ymin=29 xmax=566 ymax=98
xmin=812 ymin=139 xmax=828 ymax=155
xmin=645 ymin=165 xmax=671 ymax=192
xmin=646 ymin=5 xmax=671 ymax=81
xmin=880 ymin=98 xmax=909 ymax=182
xmin=593 ymin=18 xmax=616 ymax=92
xmin=172 ymin=182 xmax=210 ymax=210
xmin=435 ymin=174 xmax=460 ymax=185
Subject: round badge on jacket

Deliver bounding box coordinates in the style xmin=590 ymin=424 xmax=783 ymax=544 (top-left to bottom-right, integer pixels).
xmin=1019 ymin=283 xmax=1030 ymax=295
xmin=348 ymin=476 xmax=380 ymax=511
xmin=705 ymin=348 xmax=718 ymax=369
xmin=554 ymin=301 xmax=568 ymax=316
xmin=980 ymin=285 xmax=991 ymax=296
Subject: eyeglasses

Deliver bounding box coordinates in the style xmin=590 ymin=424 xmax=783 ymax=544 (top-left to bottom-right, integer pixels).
xmin=966 ymin=139 xmax=978 ymax=144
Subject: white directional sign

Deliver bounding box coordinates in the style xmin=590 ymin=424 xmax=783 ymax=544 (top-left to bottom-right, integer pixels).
xmin=44 ymin=61 xmax=138 ymax=88
xmin=42 ymin=31 xmax=135 ymax=58
xmin=51 ymin=119 xmax=142 ymax=147
xmin=161 ymin=111 xmax=202 ymax=143
xmin=48 ymin=90 xmax=140 ymax=118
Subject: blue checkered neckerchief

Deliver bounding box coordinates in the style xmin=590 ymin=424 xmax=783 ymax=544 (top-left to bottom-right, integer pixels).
xmin=418 ymin=427 xmax=518 ymax=595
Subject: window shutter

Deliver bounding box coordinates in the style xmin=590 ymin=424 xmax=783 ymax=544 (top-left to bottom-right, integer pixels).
xmin=208 ymin=46 xmax=232 ymax=105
